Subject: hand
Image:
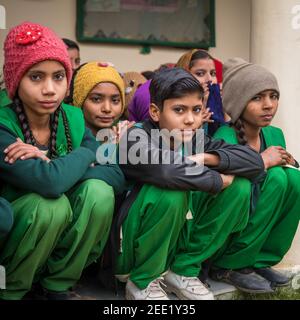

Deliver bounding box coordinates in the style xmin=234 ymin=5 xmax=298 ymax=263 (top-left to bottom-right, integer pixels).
xmin=285 ymin=151 xmax=296 ymax=166
xmin=111 ymin=120 xmax=135 ymax=143
xmin=4 ymin=138 xmax=50 ymax=164
xmin=220 ymin=174 xmax=235 ymax=190
xmin=261 ymin=146 xmax=290 ymax=169
xmin=202 ymin=107 xmax=214 ymax=124
xmin=201 ymin=82 xmax=210 ymax=108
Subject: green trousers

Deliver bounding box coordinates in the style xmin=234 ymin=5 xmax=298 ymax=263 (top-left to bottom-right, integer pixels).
xmin=0 ymin=197 xmax=14 ymax=240
xmin=170 ymin=177 xmax=250 ymax=277
xmin=0 ymin=179 xmax=114 ymax=300
xmin=213 ymin=167 xmax=300 ymax=269
xmin=115 ymin=184 xmax=189 ymax=289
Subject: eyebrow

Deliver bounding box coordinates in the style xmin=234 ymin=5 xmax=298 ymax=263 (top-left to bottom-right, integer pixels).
xmin=89 ymin=92 xmax=120 ymax=97
xmin=173 ymin=104 xmax=202 ymax=108
xmin=27 ymin=69 xmax=65 ymax=74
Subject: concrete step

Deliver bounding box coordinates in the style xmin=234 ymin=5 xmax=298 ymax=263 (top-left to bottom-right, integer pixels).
xmin=76 ymin=266 xmax=300 ymax=300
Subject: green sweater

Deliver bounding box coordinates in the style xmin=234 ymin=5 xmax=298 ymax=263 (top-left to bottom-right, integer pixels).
xmin=0 ymin=104 xmax=125 ymax=201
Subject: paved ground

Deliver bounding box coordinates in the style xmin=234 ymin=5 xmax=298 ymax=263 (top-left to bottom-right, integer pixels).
xmin=76 ymin=275 xmax=236 ymax=300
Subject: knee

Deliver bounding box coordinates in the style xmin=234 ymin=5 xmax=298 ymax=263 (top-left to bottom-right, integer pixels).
xmin=265 ymin=167 xmax=288 ymax=192
xmin=285 ymin=169 xmax=300 ymax=195
xmin=225 ymin=177 xmax=251 ymax=201
xmin=156 ymin=188 xmax=189 ymax=212
xmin=26 ymin=193 xmax=72 ymax=230
xmin=78 ymin=179 xmax=115 ymax=221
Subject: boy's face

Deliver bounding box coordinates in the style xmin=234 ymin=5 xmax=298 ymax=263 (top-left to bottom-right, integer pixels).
xmin=83 ymin=82 xmax=123 ymax=135
xmin=150 ymin=92 xmax=204 ymax=143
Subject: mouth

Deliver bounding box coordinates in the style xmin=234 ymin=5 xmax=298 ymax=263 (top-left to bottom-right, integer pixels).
xmin=96 ymin=116 xmax=114 ymax=123
xmin=261 ymin=114 xmax=273 ymax=121
xmin=38 ymin=101 xmax=58 ymax=108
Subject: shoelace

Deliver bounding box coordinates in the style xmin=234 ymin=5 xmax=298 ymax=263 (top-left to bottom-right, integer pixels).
xmin=146 ymin=277 xmax=168 ymax=297
xmin=181 ymin=276 xmax=210 ymax=294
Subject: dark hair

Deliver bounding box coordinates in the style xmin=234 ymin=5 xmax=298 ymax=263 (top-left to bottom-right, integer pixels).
xmin=62 ymin=38 xmax=80 ymax=51
xmin=64 ymin=62 xmax=87 ymax=105
xmin=141 ymin=70 xmax=155 ymax=80
xmin=232 ymin=118 xmax=247 ymax=145
xmin=189 ymin=50 xmax=214 ymax=69
xmin=149 ymin=67 xmax=204 ymax=111
xmin=13 ymin=98 xmax=73 ymax=158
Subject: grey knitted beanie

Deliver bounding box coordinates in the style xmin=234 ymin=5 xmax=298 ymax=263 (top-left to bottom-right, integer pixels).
xmin=222 ymin=58 xmax=280 ymax=123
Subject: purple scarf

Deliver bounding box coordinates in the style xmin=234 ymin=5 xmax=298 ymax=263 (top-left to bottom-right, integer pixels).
xmin=128 ymin=80 xmax=151 ymax=122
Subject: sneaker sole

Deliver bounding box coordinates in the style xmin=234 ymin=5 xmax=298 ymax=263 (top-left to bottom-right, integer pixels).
xmin=217 ymin=279 xmax=274 ymax=294
xmin=165 ymin=283 xmax=214 ymax=300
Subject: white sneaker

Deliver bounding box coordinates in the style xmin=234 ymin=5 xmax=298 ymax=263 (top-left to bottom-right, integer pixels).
xmin=164 ymin=271 xmax=214 ymax=300
xmin=126 ymin=278 xmax=170 ymax=300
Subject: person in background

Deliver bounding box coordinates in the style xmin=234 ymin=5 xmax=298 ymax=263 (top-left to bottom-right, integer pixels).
xmin=177 ymin=49 xmax=229 ymax=135
xmin=122 ymin=72 xmax=147 ymax=119
xmin=62 ymin=38 xmax=81 ymax=72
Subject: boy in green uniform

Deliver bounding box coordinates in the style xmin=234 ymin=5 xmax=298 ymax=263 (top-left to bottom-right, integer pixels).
xmin=115 ymin=68 xmax=266 ymax=300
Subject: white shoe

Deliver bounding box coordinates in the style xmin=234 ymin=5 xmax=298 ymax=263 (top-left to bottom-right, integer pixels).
xmin=164 ymin=271 xmax=214 ymax=300
xmin=125 ymin=278 xmax=170 ymax=300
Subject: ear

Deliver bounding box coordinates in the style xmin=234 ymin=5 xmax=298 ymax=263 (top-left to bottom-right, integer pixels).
xmin=149 ymin=103 xmax=161 ymax=122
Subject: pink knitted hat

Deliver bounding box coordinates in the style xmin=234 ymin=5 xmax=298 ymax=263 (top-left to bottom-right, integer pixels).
xmin=3 ymin=21 xmax=73 ymax=99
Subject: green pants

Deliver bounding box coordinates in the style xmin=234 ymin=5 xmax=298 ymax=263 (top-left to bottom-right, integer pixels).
xmin=170 ymin=177 xmax=250 ymax=277
xmin=0 ymin=179 xmax=114 ymax=300
xmin=0 ymin=197 xmax=14 ymax=240
xmin=213 ymin=167 xmax=300 ymax=269
xmin=115 ymin=184 xmax=189 ymax=289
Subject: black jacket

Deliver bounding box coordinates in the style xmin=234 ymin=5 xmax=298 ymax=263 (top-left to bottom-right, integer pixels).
xmin=119 ymin=120 xmax=265 ymax=194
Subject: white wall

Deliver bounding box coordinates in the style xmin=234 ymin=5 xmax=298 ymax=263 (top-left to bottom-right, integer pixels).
xmin=0 ymin=0 xmax=251 ymax=72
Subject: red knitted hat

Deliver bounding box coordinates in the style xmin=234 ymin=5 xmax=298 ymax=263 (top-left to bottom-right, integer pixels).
xmin=3 ymin=21 xmax=73 ymax=99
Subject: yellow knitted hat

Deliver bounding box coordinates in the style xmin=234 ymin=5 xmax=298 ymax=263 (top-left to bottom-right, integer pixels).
xmin=72 ymin=61 xmax=125 ymax=111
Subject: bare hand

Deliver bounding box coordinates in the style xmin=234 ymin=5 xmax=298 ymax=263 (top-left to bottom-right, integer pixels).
xmin=261 ymin=146 xmax=290 ymax=169
xmin=111 ymin=120 xmax=135 ymax=143
xmin=4 ymin=138 xmax=50 ymax=164
xmin=220 ymin=174 xmax=235 ymax=190
xmin=202 ymin=107 xmax=214 ymax=124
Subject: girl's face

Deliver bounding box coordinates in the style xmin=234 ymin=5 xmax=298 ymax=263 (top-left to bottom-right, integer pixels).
xmin=242 ymin=90 xmax=279 ymax=128
xmin=18 ymin=60 xmax=68 ymax=117
xmin=189 ymin=58 xmax=217 ymax=85
xmin=67 ymin=48 xmax=81 ymax=71
xmin=83 ymin=82 xmax=123 ymax=133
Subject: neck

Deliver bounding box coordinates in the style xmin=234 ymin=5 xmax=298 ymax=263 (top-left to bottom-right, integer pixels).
xmin=22 ymin=106 xmax=51 ymax=131
xmin=242 ymin=121 xmax=261 ymax=151
xmin=87 ymin=124 xmax=98 ymax=137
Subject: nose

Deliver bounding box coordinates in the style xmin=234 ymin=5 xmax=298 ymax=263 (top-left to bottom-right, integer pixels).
xmin=263 ymin=96 xmax=274 ymax=109
xmin=205 ymin=73 xmax=212 ymax=84
xmin=42 ymin=78 xmax=55 ymax=96
xmin=184 ymin=111 xmax=195 ymax=125
xmin=101 ymin=99 xmax=112 ymax=113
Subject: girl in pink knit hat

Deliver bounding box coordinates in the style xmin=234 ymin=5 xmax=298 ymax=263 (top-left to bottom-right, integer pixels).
xmin=0 ymin=21 xmax=125 ymax=300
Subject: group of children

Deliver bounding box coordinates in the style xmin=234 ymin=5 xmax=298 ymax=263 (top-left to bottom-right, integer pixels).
xmin=0 ymin=21 xmax=299 ymax=300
